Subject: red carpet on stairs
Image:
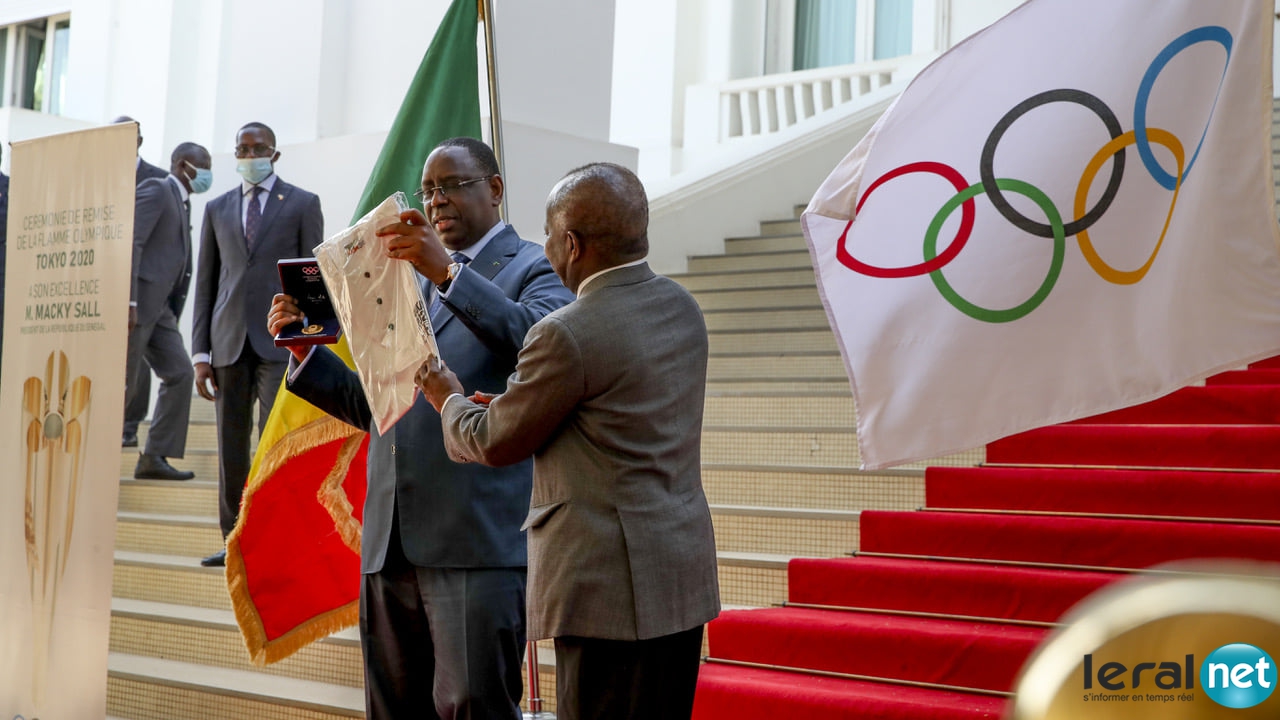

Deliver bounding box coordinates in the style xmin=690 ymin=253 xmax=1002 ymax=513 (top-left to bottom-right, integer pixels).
xmin=788 ymin=557 xmax=1116 ymax=623
xmin=926 ymin=466 xmax=1280 ymax=520
xmin=986 ymin=424 xmax=1280 ymax=469
xmin=693 ymin=356 xmax=1280 ymax=720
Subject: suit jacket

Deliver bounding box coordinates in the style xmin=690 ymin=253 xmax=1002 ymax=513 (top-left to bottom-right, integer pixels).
xmin=0 ymin=172 xmax=8 ymax=350
xmin=442 ymin=262 xmax=721 ymax=642
xmin=192 ymin=177 xmax=323 ymax=366
xmin=137 ymin=158 xmax=168 ymax=184
xmin=130 ymin=176 xmax=191 ymax=325
xmin=289 ymin=226 xmax=574 ymax=573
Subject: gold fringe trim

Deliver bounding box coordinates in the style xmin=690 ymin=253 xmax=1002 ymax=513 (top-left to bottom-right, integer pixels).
xmin=226 ymin=416 xmax=369 ymax=666
xmin=317 ymin=433 xmax=367 ymax=554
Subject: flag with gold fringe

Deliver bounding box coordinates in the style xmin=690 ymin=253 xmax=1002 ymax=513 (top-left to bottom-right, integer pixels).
xmin=227 ymin=0 xmax=483 ymax=664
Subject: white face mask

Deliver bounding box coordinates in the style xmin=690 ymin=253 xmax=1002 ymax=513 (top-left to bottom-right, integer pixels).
xmin=236 ymin=157 xmax=273 ymax=184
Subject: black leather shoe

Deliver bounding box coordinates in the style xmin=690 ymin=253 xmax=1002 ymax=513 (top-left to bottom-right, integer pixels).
xmin=201 ymin=549 xmax=226 ymax=567
xmin=134 ymin=454 xmax=195 ymax=481
xmin=122 ymin=432 xmax=138 ymax=448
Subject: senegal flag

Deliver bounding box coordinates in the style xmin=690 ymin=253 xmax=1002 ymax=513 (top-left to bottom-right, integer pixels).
xmin=227 ymin=0 xmax=484 ymax=665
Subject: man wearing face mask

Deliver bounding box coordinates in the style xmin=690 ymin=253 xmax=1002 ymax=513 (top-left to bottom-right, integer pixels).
xmin=192 ymin=122 xmax=324 ymax=567
xmin=126 ymin=142 xmax=213 ymax=481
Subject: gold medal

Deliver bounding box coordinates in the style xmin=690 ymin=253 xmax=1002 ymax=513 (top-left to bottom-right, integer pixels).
xmin=301 ymin=324 xmax=324 ymax=335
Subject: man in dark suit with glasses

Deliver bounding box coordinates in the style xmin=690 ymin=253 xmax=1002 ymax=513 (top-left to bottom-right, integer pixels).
xmin=268 ymin=137 xmax=573 ymax=719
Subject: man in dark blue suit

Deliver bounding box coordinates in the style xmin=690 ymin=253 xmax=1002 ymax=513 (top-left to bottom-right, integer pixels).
xmin=193 ymin=121 xmax=324 ymax=567
xmin=268 ymin=137 xmax=573 ymax=719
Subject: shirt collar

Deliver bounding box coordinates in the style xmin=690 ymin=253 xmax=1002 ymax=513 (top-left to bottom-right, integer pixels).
xmin=241 ymin=173 xmax=278 ymax=196
xmin=577 ymin=258 xmax=647 ymax=295
xmin=167 ymin=174 xmax=190 ymax=202
xmin=452 ymin=220 xmax=506 ymax=262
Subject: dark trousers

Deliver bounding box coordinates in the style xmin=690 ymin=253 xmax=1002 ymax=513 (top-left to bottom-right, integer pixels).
xmin=212 ymin=341 xmax=285 ymax=538
xmin=123 ymin=361 xmax=150 ymax=436
xmin=360 ymin=512 xmax=526 ymax=720
xmin=554 ymin=625 xmax=705 ymax=720
xmin=124 ymin=307 xmax=193 ymax=459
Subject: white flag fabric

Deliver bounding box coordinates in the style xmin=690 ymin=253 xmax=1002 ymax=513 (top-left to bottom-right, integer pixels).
xmin=802 ymin=0 xmax=1280 ymax=469
xmin=314 ymin=192 xmax=439 ymax=435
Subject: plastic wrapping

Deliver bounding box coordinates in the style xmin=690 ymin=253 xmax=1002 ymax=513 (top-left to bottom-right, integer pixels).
xmin=314 ymin=192 xmax=438 ymax=434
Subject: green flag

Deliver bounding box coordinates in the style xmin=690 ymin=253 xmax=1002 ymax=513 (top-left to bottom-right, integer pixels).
xmin=351 ymin=0 xmax=482 ymax=222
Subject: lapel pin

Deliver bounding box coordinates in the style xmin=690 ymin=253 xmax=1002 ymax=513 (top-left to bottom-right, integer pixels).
xmin=277 ymin=193 xmax=284 ymax=201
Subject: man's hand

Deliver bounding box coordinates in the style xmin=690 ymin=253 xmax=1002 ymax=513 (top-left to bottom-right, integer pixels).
xmin=194 ymin=362 xmax=217 ymax=401
xmin=377 ymin=209 xmax=453 ymax=285
xmin=267 ymin=293 xmax=310 ymax=362
xmin=127 ymin=305 xmax=137 ymax=335
xmin=416 ymin=354 xmax=465 ymax=413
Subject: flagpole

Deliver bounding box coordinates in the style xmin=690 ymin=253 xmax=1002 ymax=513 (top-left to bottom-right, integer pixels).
xmin=479 ymin=5 xmax=540 ymax=714
xmin=480 ymin=0 xmax=509 ymax=222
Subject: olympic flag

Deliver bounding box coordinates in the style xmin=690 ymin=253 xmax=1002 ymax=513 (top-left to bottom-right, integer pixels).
xmin=803 ymin=0 xmax=1280 ymax=469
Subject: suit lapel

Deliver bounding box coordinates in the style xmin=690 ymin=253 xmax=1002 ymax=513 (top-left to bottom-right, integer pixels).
xmin=431 ymin=226 xmax=520 ymax=333
xmin=165 ymin=179 xmax=191 ymax=262
xmin=223 ymin=188 xmax=249 ymax=264
xmin=251 ymin=178 xmax=292 ymax=255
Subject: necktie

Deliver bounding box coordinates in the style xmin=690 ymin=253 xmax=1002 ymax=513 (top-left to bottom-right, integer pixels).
xmin=430 ymin=252 xmax=472 ymax=317
xmin=244 ymin=186 xmax=263 ymax=251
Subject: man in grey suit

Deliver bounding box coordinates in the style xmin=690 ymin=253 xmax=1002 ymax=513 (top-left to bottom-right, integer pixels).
xmin=418 ymin=162 xmax=720 ymax=720
xmin=126 ymin=142 xmax=212 ymax=480
xmin=266 ymin=137 xmax=573 ymax=719
xmin=192 ymin=121 xmax=324 ymax=567
xmin=115 ymin=115 xmax=170 ymax=449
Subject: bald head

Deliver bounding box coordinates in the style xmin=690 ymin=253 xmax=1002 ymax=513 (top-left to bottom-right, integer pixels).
xmin=546 ymin=163 xmax=648 ymax=261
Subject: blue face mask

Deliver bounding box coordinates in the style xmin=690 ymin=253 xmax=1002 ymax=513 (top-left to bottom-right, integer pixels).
xmin=236 ymin=157 xmax=273 ymax=185
xmin=185 ymin=163 xmax=213 ymax=194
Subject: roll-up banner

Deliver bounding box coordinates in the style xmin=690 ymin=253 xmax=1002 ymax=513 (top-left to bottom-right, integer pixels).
xmin=0 ymin=123 xmax=135 ymax=719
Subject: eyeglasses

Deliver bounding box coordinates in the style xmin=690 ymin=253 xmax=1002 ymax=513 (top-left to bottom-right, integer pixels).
xmin=414 ymin=176 xmax=493 ymax=204
xmin=233 ymin=143 xmax=276 ymax=158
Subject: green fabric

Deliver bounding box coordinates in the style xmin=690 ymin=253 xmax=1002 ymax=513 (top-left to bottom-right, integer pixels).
xmin=351 ymin=0 xmax=482 ymax=222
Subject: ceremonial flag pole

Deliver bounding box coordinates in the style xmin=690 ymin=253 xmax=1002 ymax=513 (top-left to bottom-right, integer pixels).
xmin=477 ymin=1 xmax=546 ymax=712
xmin=227 ymin=0 xmax=483 ymax=665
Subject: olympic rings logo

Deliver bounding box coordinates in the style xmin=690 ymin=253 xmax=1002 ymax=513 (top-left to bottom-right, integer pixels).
xmin=302 ymin=265 xmax=320 ymax=275
xmin=837 ymin=26 xmax=1232 ymax=323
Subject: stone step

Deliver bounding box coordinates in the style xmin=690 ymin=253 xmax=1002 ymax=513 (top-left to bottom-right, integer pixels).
xmin=690 ymin=285 xmax=821 ymax=311
xmin=106 ymin=652 xmax=364 ymax=720
xmin=705 ymin=378 xmax=850 ymax=393
xmin=710 ymin=505 xmax=859 ymax=557
xmin=114 ymin=551 xmax=232 ymax=612
xmin=724 ymin=233 xmax=806 ymax=254
xmin=134 ymin=420 xmax=219 ymax=451
xmin=701 ymin=427 xmax=984 ymax=469
xmin=118 ymin=478 xmax=219 ymax=516
xmin=687 ymin=249 xmax=812 ymax=273
xmin=716 ymin=551 xmax=792 ymax=607
xmin=707 ymin=328 xmax=838 ymax=354
xmin=672 ymin=266 xmax=816 ymax=291
xmin=110 ymin=598 xmax=363 ymax=688
xmin=120 ymin=448 xmax=219 ymax=483
xmin=706 ymin=352 xmax=844 ymax=381
xmin=701 ymin=306 xmax=829 ymax=332
xmin=759 ymin=218 xmax=803 ymax=236
xmin=704 ymin=392 xmax=853 ymax=427
xmin=702 ymin=465 xmax=923 ymax=512
xmin=116 ymin=511 xmax=222 ymax=559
